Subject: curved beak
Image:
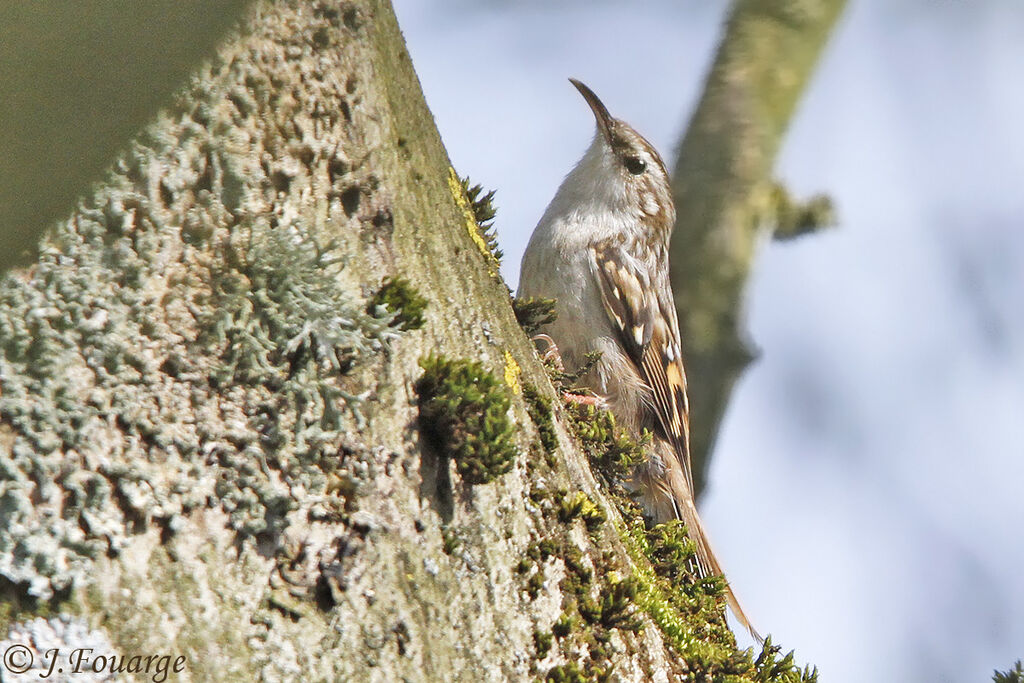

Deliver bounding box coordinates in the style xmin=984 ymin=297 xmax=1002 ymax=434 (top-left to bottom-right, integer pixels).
xmin=569 ymin=78 xmax=614 ymax=143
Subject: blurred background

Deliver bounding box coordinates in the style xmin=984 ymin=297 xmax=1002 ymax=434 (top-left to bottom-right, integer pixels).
xmin=2 ymin=1 xmax=1021 ymax=680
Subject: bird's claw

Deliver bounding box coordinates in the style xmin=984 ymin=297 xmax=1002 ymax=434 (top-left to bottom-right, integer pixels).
xmin=531 ymin=333 xmax=565 ymax=371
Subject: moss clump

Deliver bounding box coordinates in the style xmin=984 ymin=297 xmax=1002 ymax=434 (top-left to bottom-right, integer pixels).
xmin=546 ymin=350 xmax=602 ymax=393
xmin=523 ymin=383 xmax=558 ymax=457
xmin=557 ymin=491 xmax=606 ymax=531
xmin=546 ymin=662 xmax=586 ymax=683
xmin=368 ymin=276 xmax=428 ymax=330
xmin=459 ymin=176 xmax=502 ymax=264
xmin=994 ymin=661 xmax=1024 ymax=683
xmin=565 ymin=403 xmax=649 ymax=485
xmin=441 ymin=526 xmax=462 ymax=555
xmin=528 ymin=487 xmax=551 ymax=508
xmin=512 ymin=296 xmax=557 ymax=336
xmin=538 ymin=538 xmax=559 ymax=559
xmin=526 ymin=540 xmax=558 ymax=563
xmin=527 ymin=571 xmax=546 ymax=600
xmin=554 ymin=382 xmax=817 ymax=680
xmin=562 ymin=546 xmax=592 ymax=590
xmin=559 ymin=545 xmax=593 ymax=614
xmin=415 ymin=355 xmax=517 ymax=485
xmin=534 ymin=629 xmax=554 ymax=658
xmin=596 ymin=574 xmax=642 ymax=631
xmin=617 ymin=516 xmax=818 ymax=682
xmin=752 ymin=637 xmax=819 ymax=682
xmin=645 ymin=520 xmax=700 ymax=583
xmin=618 ymin=518 xmax=739 ymax=675
xmin=537 ymin=533 xmax=642 ymax=679
xmin=770 ymin=181 xmax=835 ymax=241
xmin=552 ymin=612 xmax=575 ymax=638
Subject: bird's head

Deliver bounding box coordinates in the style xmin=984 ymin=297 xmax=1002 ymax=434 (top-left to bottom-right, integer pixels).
xmin=567 ymin=78 xmax=674 ymax=230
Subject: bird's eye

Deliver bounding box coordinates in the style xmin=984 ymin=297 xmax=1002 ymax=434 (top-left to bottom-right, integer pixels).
xmin=624 ymin=156 xmax=646 ymax=175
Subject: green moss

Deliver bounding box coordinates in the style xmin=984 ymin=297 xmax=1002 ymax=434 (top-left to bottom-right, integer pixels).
xmin=770 ymin=181 xmax=835 ymax=241
xmin=597 ymin=574 xmax=642 ymax=631
xmin=542 ymin=533 xmax=642 ymax=679
xmin=528 ymin=487 xmax=551 ymax=506
xmin=995 ymin=661 xmax=1024 ymax=683
xmin=752 ymin=637 xmax=819 ymax=682
xmin=577 ymin=595 xmax=602 ymax=625
xmin=368 ymin=276 xmax=428 ymax=330
xmin=526 ymin=543 xmax=542 ymax=562
xmin=415 ymin=355 xmax=517 ymax=485
xmin=544 ymin=350 xmax=602 ymax=393
xmin=441 ymin=526 xmax=462 ymax=556
xmin=546 ymin=662 xmax=587 ymax=683
xmin=537 ymin=538 xmax=559 ymax=560
xmin=562 ymin=546 xmax=592 ymax=589
xmin=645 ymin=520 xmax=700 ymax=584
xmin=615 ymin=516 xmax=816 ymax=681
xmin=559 ymin=547 xmax=591 ymax=606
xmin=522 ymin=383 xmax=558 ymax=457
xmin=533 ymin=629 xmax=554 ymax=658
xmin=565 ymin=403 xmax=649 ymax=484
xmin=620 ymin=517 xmax=736 ymax=666
xmin=527 ymin=571 xmax=546 ymax=600
xmin=459 ymin=176 xmax=503 ymax=264
xmin=512 ymin=296 xmax=557 ymax=336
xmin=552 ymin=612 xmax=575 ymax=638
xmin=557 ymin=491 xmax=606 ymax=531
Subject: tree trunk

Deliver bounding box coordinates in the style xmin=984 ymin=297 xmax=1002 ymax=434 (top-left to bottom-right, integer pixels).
xmin=1 ymin=1 xmax=821 ymax=680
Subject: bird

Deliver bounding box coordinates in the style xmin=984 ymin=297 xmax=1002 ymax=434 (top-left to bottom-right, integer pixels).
xmin=518 ymin=78 xmax=759 ymax=641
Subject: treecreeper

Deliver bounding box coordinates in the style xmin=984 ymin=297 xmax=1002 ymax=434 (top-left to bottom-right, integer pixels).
xmin=518 ymin=78 xmax=760 ymax=641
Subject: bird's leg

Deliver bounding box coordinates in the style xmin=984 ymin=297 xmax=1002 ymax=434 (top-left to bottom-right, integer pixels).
xmin=531 ymin=334 xmax=608 ymax=408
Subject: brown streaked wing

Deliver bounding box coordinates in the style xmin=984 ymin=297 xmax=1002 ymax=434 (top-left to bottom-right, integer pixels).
xmin=589 ymin=244 xmax=653 ymax=361
xmin=589 ymin=244 xmax=694 ymax=492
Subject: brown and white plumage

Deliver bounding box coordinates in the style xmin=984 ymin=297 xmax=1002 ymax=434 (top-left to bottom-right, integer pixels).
xmin=518 ymin=79 xmax=759 ymax=641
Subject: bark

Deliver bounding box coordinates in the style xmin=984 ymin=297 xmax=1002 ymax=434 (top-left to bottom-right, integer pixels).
xmin=1 ymin=1 xmax=830 ymax=680
xmin=669 ymin=0 xmax=846 ymax=496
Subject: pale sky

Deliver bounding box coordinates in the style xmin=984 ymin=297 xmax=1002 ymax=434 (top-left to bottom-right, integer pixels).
xmin=393 ymin=2 xmax=1024 ymax=681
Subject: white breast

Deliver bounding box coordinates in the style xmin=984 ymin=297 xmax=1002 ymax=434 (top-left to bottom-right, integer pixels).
xmin=517 ymin=137 xmax=652 ymax=432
